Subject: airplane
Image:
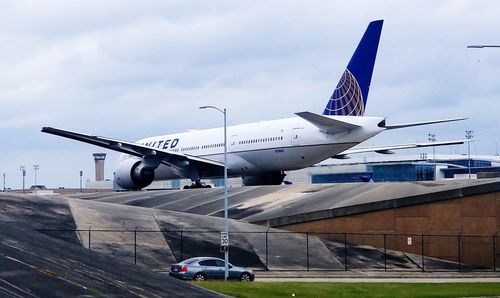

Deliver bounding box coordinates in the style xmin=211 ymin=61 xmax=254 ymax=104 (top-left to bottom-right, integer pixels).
xmin=42 ymin=20 xmax=467 ymax=190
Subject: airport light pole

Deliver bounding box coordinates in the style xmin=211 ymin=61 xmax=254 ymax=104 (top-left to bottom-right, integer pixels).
xmin=33 ymin=165 xmax=39 ymax=194
xmin=466 ymin=130 xmax=474 ymax=179
xmin=199 ymin=105 xmax=229 ymax=282
xmin=19 ymin=166 xmax=26 ymax=194
xmin=428 ymin=134 xmax=437 ymax=180
xmin=428 ymin=134 xmax=437 ymax=163
xmin=2 ymin=173 xmax=5 ymax=192
xmin=80 ymin=170 xmax=83 ymax=193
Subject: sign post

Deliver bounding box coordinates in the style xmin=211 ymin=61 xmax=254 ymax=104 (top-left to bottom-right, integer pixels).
xmin=220 ymin=232 xmax=229 ymax=252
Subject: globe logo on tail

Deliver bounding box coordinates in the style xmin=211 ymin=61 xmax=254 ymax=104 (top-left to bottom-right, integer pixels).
xmin=323 ymin=69 xmax=365 ymax=116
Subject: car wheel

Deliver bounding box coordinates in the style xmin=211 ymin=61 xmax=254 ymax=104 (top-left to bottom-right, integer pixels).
xmin=193 ymin=273 xmax=206 ymax=281
xmin=240 ymin=272 xmax=251 ymax=282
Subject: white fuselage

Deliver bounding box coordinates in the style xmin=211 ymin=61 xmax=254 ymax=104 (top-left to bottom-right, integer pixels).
xmin=118 ymin=115 xmax=386 ymax=180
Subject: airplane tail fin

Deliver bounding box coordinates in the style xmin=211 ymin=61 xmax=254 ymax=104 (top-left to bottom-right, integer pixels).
xmin=323 ymin=20 xmax=383 ymax=116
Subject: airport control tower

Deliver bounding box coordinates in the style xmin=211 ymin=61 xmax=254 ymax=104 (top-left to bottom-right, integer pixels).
xmin=93 ymin=153 xmax=106 ymax=181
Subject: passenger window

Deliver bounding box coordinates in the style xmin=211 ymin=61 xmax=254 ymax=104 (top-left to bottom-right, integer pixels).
xmin=215 ymin=260 xmax=225 ymax=267
xmin=199 ymin=260 xmax=218 ymax=267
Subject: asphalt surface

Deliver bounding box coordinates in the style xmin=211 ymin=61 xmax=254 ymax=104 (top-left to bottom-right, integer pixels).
xmin=0 ymin=221 xmax=220 ymax=297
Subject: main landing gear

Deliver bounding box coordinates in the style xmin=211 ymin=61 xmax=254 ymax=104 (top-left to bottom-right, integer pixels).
xmin=183 ymin=180 xmax=212 ymax=189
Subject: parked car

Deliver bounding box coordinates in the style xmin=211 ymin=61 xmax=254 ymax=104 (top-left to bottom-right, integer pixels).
xmin=169 ymin=257 xmax=254 ymax=281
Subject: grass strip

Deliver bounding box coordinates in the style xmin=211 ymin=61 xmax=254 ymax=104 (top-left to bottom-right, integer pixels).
xmin=198 ymin=282 xmax=500 ymax=298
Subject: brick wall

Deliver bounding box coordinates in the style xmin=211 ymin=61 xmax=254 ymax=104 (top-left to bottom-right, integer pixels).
xmin=283 ymin=191 xmax=500 ymax=268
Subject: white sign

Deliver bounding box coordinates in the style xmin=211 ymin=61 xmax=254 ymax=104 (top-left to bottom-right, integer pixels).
xmin=407 ymin=237 xmax=413 ymax=246
xmin=221 ymin=232 xmax=229 ymax=246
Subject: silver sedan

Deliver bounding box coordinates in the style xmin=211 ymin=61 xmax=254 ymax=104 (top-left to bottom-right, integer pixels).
xmin=169 ymin=257 xmax=255 ymax=281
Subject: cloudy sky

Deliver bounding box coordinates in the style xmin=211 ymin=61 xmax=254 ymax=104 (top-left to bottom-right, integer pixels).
xmin=1 ymin=0 xmax=499 ymax=189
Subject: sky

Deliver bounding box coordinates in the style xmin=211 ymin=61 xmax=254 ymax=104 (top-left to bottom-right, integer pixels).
xmin=0 ymin=0 xmax=499 ymax=189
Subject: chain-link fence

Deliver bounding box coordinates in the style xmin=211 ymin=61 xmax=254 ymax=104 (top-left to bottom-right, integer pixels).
xmin=38 ymin=228 xmax=499 ymax=272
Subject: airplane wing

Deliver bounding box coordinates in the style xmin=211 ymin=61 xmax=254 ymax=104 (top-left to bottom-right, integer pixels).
xmin=333 ymin=139 xmax=470 ymax=158
xmin=41 ymin=127 xmax=224 ymax=172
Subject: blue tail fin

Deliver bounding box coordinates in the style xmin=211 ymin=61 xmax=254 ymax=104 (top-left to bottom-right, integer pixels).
xmin=323 ymin=20 xmax=383 ymax=116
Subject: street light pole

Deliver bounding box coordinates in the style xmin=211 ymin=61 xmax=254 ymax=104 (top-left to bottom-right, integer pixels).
xmin=19 ymin=166 xmax=26 ymax=194
xmin=199 ymin=105 xmax=229 ymax=282
xmin=465 ymin=130 xmax=474 ymax=179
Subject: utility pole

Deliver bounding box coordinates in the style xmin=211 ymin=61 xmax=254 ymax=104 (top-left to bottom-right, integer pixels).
xmin=19 ymin=166 xmax=26 ymax=194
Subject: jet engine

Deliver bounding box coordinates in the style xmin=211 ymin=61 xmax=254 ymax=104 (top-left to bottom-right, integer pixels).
xmin=242 ymin=171 xmax=286 ymax=186
xmin=113 ymin=158 xmax=156 ymax=190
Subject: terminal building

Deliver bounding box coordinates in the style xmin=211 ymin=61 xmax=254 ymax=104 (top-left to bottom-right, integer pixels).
xmin=297 ymin=154 xmax=500 ymax=184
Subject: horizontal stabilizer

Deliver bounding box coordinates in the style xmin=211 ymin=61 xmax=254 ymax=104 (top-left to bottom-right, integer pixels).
xmin=296 ymin=112 xmax=360 ymax=134
xmin=382 ymin=117 xmax=467 ymax=130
